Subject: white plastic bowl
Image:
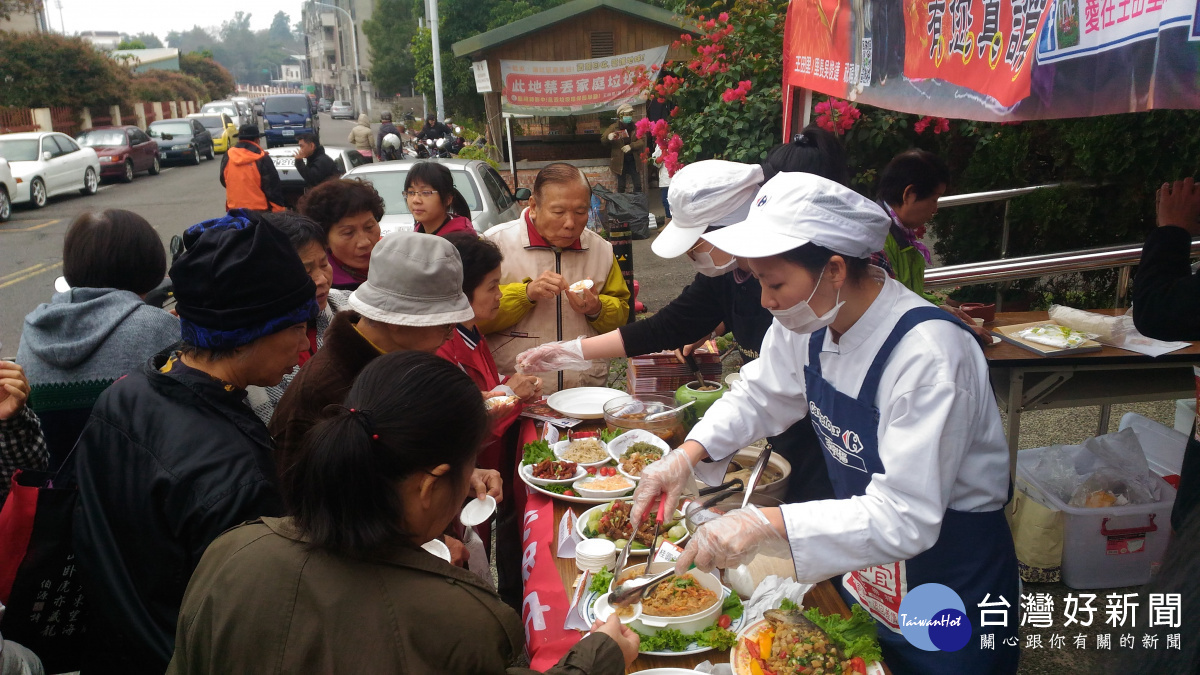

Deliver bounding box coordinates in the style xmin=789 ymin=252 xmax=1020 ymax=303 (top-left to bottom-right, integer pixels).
xmin=572 ymin=474 xmax=636 ymax=499
xmin=554 ymin=438 xmax=612 ymax=468
xmin=519 ymin=462 xmax=587 ymax=487
xmin=614 ymin=562 xmax=727 ymax=635
xmin=607 ymin=429 xmax=670 ymax=481
xmin=593 ymin=591 xmax=643 ymax=625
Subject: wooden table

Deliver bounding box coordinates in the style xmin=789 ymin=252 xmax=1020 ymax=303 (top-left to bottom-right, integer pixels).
xmin=549 ymin=500 xmax=889 ymax=674
xmin=985 ymin=310 xmax=1200 ymax=460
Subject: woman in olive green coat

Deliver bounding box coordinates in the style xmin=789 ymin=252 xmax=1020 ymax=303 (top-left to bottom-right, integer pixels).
xmin=168 ymin=352 xmax=637 ymax=674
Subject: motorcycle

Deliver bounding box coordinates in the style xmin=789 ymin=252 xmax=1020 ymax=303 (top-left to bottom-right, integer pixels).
xmin=418 ymin=136 xmax=455 ymax=159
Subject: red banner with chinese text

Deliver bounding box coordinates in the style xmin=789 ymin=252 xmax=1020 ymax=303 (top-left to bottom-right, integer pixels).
xmin=501 ymin=46 xmax=669 ymax=116
xmin=782 ymin=0 xmax=1200 ymax=127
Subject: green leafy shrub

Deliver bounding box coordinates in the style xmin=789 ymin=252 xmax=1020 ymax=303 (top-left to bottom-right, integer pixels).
xmin=0 ymin=31 xmax=132 ymax=108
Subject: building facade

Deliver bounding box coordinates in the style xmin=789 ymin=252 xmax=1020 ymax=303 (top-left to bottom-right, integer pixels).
xmin=79 ymin=30 xmax=122 ymax=50
xmin=0 ymin=1 xmax=49 ymax=33
xmin=302 ymin=0 xmax=373 ymax=114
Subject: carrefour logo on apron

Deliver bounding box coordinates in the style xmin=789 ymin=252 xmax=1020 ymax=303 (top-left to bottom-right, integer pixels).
xmin=809 ymin=401 xmax=869 ymax=473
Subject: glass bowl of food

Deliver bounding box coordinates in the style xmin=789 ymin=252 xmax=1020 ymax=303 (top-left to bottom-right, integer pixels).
xmin=603 ymin=394 xmax=688 ymax=449
xmin=553 ymin=437 xmax=611 ymax=468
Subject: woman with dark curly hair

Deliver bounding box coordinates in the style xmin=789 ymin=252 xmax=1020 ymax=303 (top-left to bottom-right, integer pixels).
xmin=297 ymin=178 xmax=385 ymax=290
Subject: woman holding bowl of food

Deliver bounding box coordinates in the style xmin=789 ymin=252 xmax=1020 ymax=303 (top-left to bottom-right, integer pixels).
xmin=629 ymin=173 xmax=1019 ymax=675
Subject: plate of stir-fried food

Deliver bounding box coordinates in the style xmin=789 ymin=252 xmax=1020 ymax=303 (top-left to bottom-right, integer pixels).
xmin=731 ymin=605 xmax=885 ymax=675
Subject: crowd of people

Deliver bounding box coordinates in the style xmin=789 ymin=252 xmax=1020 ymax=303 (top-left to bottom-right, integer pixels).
xmin=0 ymin=121 xmax=1197 ymax=675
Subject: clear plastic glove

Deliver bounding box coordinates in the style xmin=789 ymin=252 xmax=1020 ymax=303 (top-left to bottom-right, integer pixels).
xmin=514 ymin=338 xmax=590 ymax=373
xmin=674 ymin=504 xmax=786 ymax=575
xmin=630 ymin=450 xmax=694 ymax=526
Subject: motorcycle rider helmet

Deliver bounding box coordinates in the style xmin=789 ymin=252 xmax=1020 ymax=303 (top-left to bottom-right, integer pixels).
xmin=381 ymin=110 xmax=393 ymax=121
xmin=383 ymin=133 xmax=402 ymax=150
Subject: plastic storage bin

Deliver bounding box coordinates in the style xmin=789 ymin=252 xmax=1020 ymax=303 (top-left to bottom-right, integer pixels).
xmin=1119 ymin=412 xmax=1187 ymax=488
xmin=1015 ymin=433 xmax=1178 ymax=590
xmin=1174 ymin=398 xmax=1197 ymax=436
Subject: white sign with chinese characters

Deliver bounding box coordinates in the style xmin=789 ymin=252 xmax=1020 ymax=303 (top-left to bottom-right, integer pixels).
xmin=1037 ymin=0 xmax=1195 ymax=64
xmin=472 ymin=61 xmax=493 ymax=94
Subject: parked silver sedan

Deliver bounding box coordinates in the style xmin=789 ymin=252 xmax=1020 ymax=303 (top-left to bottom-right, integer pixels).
xmin=329 ymin=101 xmax=356 ymax=120
xmin=344 ymin=158 xmax=530 ymax=236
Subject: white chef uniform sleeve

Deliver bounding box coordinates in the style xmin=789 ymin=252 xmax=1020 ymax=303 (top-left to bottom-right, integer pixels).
xmin=685 ymin=324 xmax=811 ymax=486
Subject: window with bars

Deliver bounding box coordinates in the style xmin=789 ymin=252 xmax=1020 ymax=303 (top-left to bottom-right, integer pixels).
xmin=589 ymin=32 xmax=614 ymax=58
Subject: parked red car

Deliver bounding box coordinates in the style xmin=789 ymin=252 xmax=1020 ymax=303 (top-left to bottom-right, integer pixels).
xmin=75 ymin=125 xmax=160 ymax=183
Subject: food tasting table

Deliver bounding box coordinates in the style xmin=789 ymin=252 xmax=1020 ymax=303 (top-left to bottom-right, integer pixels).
xmin=546 ymin=500 xmax=890 ymax=674
xmin=985 ymin=310 xmax=1200 ymax=459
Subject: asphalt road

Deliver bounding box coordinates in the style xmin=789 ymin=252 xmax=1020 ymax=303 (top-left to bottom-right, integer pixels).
xmin=0 ymin=114 xmax=371 ymax=358
xmin=0 ymin=154 xmax=230 ymax=357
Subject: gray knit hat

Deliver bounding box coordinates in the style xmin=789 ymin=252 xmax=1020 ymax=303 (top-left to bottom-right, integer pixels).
xmin=348 ymin=232 xmax=474 ymax=327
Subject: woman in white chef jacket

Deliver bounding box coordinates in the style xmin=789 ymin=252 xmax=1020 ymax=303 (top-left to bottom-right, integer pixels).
xmin=631 ymin=172 xmax=1019 ymax=675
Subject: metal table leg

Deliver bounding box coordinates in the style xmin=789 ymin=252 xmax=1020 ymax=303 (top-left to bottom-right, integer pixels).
xmin=1005 ymin=369 xmax=1023 ymax=475
xmin=1097 ymin=403 xmax=1112 ymax=436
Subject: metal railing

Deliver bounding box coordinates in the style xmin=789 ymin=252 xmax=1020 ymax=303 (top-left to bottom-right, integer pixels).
xmin=928 ymin=183 xmax=1200 ymax=309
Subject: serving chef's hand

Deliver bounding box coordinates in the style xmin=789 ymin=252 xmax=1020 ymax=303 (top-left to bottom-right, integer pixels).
xmin=470 ymin=468 xmax=503 ymax=502
xmin=630 ymin=449 xmax=695 ymax=526
xmin=515 ymin=338 xmax=591 ymax=373
xmin=591 ymin=615 xmax=641 ymax=666
xmin=674 ymin=504 xmax=787 ymax=575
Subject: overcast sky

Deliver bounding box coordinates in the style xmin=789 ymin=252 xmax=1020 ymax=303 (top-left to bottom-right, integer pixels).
xmin=52 ymin=0 xmax=305 ymax=39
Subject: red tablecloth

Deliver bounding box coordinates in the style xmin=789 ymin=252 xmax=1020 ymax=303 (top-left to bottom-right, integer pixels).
xmin=516 ymin=419 xmax=583 ymax=669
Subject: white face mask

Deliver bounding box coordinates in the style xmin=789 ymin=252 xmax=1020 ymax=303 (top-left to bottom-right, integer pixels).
xmin=690 ymin=249 xmax=738 ymax=277
xmin=770 ymin=266 xmax=844 ymax=334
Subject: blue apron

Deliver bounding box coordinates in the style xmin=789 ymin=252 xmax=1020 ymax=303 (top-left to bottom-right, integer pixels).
xmin=803 ymin=307 xmax=1019 ymax=675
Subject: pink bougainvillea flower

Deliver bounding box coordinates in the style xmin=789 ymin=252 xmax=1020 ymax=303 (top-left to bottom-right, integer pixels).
xmin=933 ymin=117 xmax=950 ymax=134
xmin=815 ymin=98 xmax=860 ymax=135
xmin=635 ymin=118 xmax=652 ymax=136
xmin=718 ymin=11 xmax=730 ymax=22
xmin=914 ymin=116 xmax=931 ymax=134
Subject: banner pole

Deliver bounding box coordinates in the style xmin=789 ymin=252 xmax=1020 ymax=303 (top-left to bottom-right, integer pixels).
xmin=506 ymin=115 xmax=518 ymax=188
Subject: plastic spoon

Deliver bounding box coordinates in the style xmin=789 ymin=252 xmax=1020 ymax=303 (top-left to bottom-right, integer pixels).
xmin=645 ymin=399 xmax=695 ymax=422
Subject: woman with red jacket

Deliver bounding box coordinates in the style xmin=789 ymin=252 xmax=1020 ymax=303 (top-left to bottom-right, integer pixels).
xmin=438 ymin=233 xmax=542 ymax=463
xmin=406 ymin=162 xmax=477 ymax=237
xmin=439 ymin=233 xmax=542 ymax=609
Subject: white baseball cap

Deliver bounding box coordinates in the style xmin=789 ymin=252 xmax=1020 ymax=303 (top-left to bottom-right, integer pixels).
xmin=702 ymin=172 xmax=891 ymax=260
xmin=651 ymin=160 xmax=764 ymax=259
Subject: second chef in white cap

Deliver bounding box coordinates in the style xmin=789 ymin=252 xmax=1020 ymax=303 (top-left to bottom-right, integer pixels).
xmin=630 ymin=172 xmax=1019 ymax=675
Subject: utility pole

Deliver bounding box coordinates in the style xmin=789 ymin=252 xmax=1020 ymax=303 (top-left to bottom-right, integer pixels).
xmin=426 ymin=0 xmax=445 ymax=121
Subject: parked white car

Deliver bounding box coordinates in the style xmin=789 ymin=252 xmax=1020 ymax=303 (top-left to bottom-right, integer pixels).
xmin=0 ymin=132 xmax=101 ymax=209
xmin=343 ymin=159 xmax=529 ymax=236
xmin=0 ymin=157 xmax=14 ymax=221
